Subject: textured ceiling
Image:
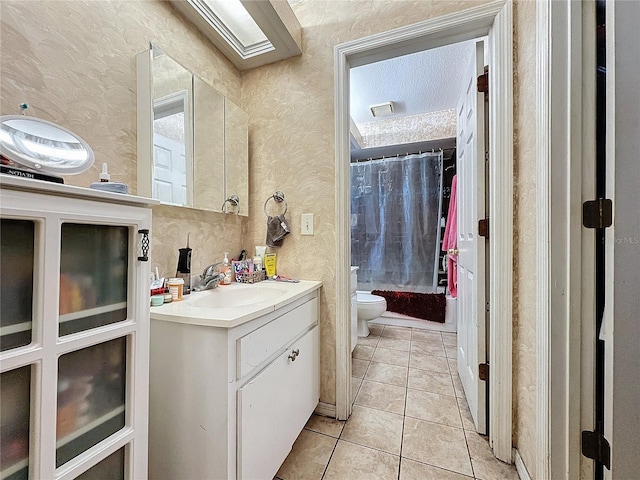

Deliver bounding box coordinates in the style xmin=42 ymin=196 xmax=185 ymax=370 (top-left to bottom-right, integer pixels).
xmin=350 ymin=39 xmax=480 ymax=126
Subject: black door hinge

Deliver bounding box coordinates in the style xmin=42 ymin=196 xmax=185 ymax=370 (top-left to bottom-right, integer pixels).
xmin=477 ymin=72 xmax=489 ymax=94
xmin=583 ymin=198 xmax=612 ymax=229
xmin=582 ymin=430 xmax=611 ymax=468
xmin=478 ymin=218 xmax=489 ymax=239
xmin=479 ymin=363 xmax=489 ymax=381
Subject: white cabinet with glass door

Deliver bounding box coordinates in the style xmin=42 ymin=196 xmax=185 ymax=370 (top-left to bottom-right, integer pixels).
xmin=0 ymin=176 xmax=154 ymax=480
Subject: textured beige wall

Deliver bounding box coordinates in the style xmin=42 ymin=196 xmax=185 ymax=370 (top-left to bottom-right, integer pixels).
xmin=243 ymin=0 xmax=537 ymax=476
xmin=0 ymin=0 xmax=245 ymax=277
xmin=357 ymin=109 xmax=457 ymax=148
xmin=241 ymin=0 xmax=494 ymax=403
xmin=1 ymin=1 xmax=539 ymax=475
xmin=512 ymin=0 xmax=538 ymax=476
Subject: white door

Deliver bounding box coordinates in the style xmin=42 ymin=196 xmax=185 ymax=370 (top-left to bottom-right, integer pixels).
xmin=152 ymin=133 xmax=187 ymax=205
xmin=456 ymin=40 xmax=487 ymax=434
xmin=602 ymin=1 xmax=640 ymax=478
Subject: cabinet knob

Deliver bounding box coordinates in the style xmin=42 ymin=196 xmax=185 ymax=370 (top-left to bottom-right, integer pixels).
xmin=288 ymin=348 xmax=300 ymax=361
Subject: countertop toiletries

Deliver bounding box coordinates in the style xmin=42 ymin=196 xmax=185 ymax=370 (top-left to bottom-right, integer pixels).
xmin=150 ymin=277 xmax=165 ymax=296
xmin=150 ymin=295 xmax=165 ymax=306
xmin=265 ymin=253 xmax=277 ymax=277
xmin=167 ymin=278 xmax=184 ymax=301
xmin=269 ymin=275 xmax=300 ymax=283
xmin=221 ymin=252 xmax=232 ymax=285
xmin=255 ymin=246 xmax=267 ymax=266
xmin=150 ymin=267 xmax=165 ymax=296
xmin=176 ymin=234 xmax=192 ymax=294
xmin=252 ymin=255 xmax=263 ymax=272
xmin=89 ymin=163 xmax=129 ymax=194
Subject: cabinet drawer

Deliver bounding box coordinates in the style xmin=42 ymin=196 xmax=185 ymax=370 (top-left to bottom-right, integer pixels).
xmin=237 ymin=297 xmax=317 ymax=379
xmin=237 ymin=325 xmax=319 ymax=480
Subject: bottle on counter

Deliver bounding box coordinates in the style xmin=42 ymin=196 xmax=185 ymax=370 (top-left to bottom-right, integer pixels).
xmin=252 ymin=255 xmax=263 ymax=272
xmin=176 ymin=234 xmax=192 ymax=295
xmin=221 ymin=252 xmax=232 ymax=285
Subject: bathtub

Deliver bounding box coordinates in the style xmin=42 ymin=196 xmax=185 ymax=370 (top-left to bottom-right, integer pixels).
xmin=370 ymin=294 xmax=457 ymax=333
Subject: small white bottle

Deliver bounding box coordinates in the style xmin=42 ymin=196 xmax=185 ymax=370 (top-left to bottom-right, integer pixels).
xmin=222 ymin=252 xmax=232 ymax=285
xmin=89 ymin=163 xmax=129 ymax=193
xmin=252 ymin=255 xmax=263 ymax=272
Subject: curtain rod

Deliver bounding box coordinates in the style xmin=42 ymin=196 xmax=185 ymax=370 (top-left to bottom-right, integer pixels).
xmin=351 ymin=147 xmax=454 ymax=163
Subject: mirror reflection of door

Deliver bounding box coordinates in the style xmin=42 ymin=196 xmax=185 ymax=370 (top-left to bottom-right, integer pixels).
xmin=153 ymin=92 xmax=188 ymax=206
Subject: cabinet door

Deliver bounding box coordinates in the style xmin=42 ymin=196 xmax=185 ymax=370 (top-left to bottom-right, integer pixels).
xmin=76 ymin=447 xmax=125 ymax=480
xmin=0 ymin=365 xmax=31 ymax=480
xmin=237 ymin=325 xmax=319 ymax=480
xmin=59 ymin=223 xmax=129 ymax=336
xmin=56 ymin=337 xmax=126 ymax=468
xmin=0 ymin=219 xmax=35 ymax=352
xmin=224 ymin=98 xmax=248 ymax=216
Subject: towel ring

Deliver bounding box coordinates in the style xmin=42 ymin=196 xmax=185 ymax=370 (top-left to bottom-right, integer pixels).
xmin=264 ymin=191 xmax=287 ymax=217
xmin=221 ymin=194 xmax=240 ymax=214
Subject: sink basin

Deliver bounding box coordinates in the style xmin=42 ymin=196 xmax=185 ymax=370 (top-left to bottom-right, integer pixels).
xmin=187 ymin=284 xmax=288 ymax=309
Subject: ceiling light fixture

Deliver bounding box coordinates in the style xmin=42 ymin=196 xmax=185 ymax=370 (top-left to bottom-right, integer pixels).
xmin=370 ymin=102 xmax=395 ymax=118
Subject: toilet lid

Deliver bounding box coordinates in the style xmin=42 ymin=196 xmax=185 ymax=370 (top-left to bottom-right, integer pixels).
xmin=357 ymin=293 xmax=386 ymax=304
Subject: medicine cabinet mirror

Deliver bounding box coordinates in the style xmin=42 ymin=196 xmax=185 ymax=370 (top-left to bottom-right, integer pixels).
xmin=137 ymin=44 xmax=248 ymax=216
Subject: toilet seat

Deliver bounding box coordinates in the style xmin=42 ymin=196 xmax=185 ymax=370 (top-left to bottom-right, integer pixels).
xmin=356 ymin=292 xmax=386 ymax=305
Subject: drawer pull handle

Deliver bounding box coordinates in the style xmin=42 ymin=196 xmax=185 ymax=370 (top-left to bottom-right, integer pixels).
xmin=288 ymin=349 xmax=300 ymax=361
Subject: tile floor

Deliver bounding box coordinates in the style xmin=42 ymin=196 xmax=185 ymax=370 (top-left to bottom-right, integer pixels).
xmin=276 ymin=324 xmax=518 ymax=480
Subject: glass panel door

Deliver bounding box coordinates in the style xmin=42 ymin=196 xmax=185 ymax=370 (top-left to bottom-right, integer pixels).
xmin=0 ymin=219 xmax=35 ymax=352
xmin=56 ymin=337 xmax=126 ymax=468
xmin=76 ymin=448 xmax=125 ymax=480
xmin=0 ymin=365 xmax=31 ymax=480
xmin=59 ymin=224 xmax=128 ymax=336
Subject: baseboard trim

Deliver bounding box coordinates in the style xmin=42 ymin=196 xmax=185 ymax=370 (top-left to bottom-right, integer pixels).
xmin=314 ymin=402 xmax=336 ymax=418
xmin=513 ymin=448 xmax=532 ymax=480
xmin=372 ymin=312 xmax=457 ymax=333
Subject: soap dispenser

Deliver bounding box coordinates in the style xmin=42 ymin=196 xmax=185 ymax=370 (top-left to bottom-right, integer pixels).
xmin=176 ymin=234 xmax=192 ymax=294
xmin=221 ymin=252 xmax=232 ymax=285
xmin=89 ymin=163 xmax=129 ymax=194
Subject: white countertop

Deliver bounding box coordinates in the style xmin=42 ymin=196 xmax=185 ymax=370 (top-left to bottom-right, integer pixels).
xmin=0 ymin=174 xmax=159 ymax=207
xmin=150 ymin=279 xmax=322 ymax=328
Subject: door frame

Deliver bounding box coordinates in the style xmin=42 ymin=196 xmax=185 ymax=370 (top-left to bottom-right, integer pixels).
xmin=333 ymin=0 xmax=513 ymax=462
xmin=536 ymin=1 xmax=601 ymax=479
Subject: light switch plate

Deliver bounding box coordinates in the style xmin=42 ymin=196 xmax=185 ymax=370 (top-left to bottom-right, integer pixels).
xmin=301 ymin=213 xmax=314 ymax=235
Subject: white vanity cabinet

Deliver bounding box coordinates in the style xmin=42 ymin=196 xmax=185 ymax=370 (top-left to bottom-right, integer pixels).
xmin=0 ymin=177 xmax=154 ymax=480
xmin=149 ymin=286 xmax=321 ymax=480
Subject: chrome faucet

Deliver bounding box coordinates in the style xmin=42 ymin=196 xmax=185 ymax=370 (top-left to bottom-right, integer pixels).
xmin=192 ymin=262 xmax=225 ymax=291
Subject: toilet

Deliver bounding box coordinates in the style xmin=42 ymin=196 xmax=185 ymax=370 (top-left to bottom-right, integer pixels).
xmin=356 ymin=292 xmax=387 ymax=337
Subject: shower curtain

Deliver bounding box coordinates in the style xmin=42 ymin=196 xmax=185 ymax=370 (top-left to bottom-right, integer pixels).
xmin=351 ymin=152 xmax=443 ymax=294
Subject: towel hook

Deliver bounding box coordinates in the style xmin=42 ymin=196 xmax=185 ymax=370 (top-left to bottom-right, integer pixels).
xmin=264 ymin=191 xmax=288 ymax=217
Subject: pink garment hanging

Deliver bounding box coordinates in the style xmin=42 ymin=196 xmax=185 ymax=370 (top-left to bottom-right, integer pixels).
xmin=442 ymin=175 xmax=458 ymax=297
